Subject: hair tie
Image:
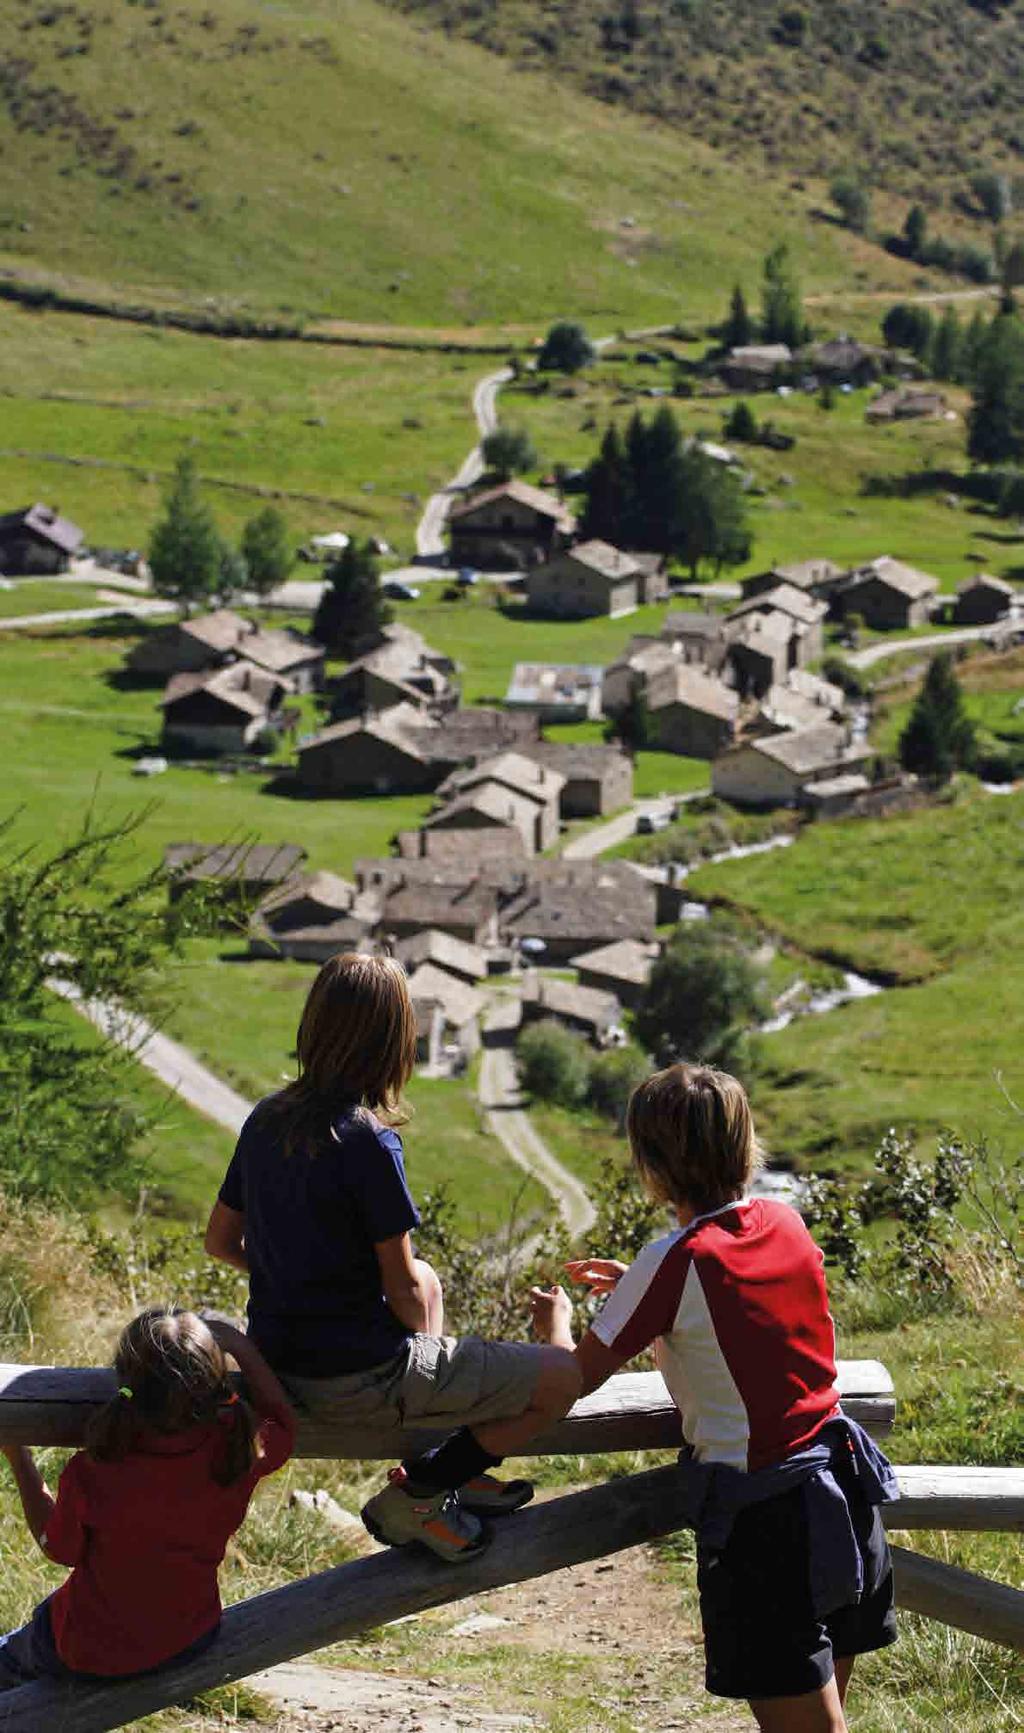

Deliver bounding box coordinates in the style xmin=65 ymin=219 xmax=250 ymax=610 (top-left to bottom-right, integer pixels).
xmin=222 ymin=1392 xmax=239 ymax=1407
xmin=118 ymin=1386 xmax=134 ymax=1401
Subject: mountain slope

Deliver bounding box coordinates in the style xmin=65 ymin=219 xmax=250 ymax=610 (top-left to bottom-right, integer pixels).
xmin=388 ymin=0 xmax=1024 ymax=208
xmin=0 ymin=0 xmax=922 ymax=324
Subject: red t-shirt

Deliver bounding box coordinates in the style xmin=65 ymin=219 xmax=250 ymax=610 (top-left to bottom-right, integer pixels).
xmin=41 ymin=1403 xmax=294 ymax=1676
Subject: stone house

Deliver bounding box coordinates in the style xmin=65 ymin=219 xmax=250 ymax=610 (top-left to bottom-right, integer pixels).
xmin=447 ymin=480 xmax=575 ymax=570
xmin=382 ymin=880 xmax=499 ymax=947
xmin=835 ymin=556 xmax=939 ymax=629
xmin=660 ymin=612 xmax=731 ymax=673
xmin=431 ymin=752 xmax=565 ymax=854
xmin=395 ymin=929 xmax=488 ymax=984
xmin=248 ymin=870 xmax=368 ymax=961
xmin=756 ymin=669 xmax=845 ymax=734
xmin=796 ymin=339 xmax=882 ymax=387
xmin=501 ymin=861 xmax=657 ymax=962
xmin=570 ymin=938 xmax=658 ymax=1010
xmin=728 ymin=584 xmax=827 ymax=664
xmin=712 ymin=722 xmax=871 ymax=808
xmin=526 ymin=540 xmax=643 ymax=619
xmin=800 ymin=772 xmax=873 ymax=819
xmin=394 ymin=825 xmax=528 ymax=865
xmin=421 ymin=783 xmax=542 ymax=858
xmin=237 ymin=626 xmax=326 ymax=694
xmin=0 ymin=503 xmax=83 ymax=575
xmin=406 ymin=706 xmax=540 ymax=769
xmin=740 ymin=559 xmax=846 ymax=605
xmin=728 ymin=612 xmax=794 ymax=697
xmin=519 ymin=741 xmax=634 ymax=817
xmin=720 ymin=344 xmax=792 ymax=391
xmin=164 ymin=841 xmax=306 ymax=910
xmin=865 ymin=388 xmax=947 ymax=424
xmin=952 ymin=573 xmax=1016 ymax=626
xmin=504 ymin=662 xmax=604 ymax=723
xmin=127 ymin=610 xmax=252 ymax=680
xmin=645 ymin=664 xmax=739 ymax=758
xmin=520 ymin=974 xmax=623 ymax=1045
xmin=160 ymin=663 xmax=294 ymax=755
xmin=296 ymin=705 xmax=439 ymax=794
xmin=405 ymin=963 xmax=485 ymax=1062
xmin=601 ymin=638 xmax=681 ymax=716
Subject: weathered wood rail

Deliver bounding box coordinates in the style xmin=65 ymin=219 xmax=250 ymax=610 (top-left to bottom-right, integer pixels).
xmin=0 ymin=1360 xmax=1019 ymax=1730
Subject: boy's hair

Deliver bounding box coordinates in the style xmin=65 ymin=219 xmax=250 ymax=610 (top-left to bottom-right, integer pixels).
xmin=86 ymin=1308 xmax=260 ymax=1487
xmin=626 ymin=1063 xmax=763 ymax=1212
xmin=275 ymin=951 xmax=417 ymax=1154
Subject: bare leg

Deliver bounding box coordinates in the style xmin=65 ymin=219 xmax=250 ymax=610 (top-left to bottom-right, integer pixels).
xmin=749 ymin=1677 xmax=848 ymax=1733
xmin=470 ymin=1347 xmax=581 ymax=1458
xmin=413 ymin=1258 xmax=445 ymax=1336
xmin=833 ymin=1657 xmax=855 ymax=1709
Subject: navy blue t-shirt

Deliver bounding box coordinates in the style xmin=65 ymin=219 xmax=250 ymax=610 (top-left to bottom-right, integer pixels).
xmin=217 ymin=1096 xmax=421 ymax=1377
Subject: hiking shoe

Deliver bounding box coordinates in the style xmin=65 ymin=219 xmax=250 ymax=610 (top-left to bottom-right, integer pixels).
xmin=459 ymin=1473 xmax=534 ymax=1516
xmin=361 ymin=1467 xmax=490 ymax=1563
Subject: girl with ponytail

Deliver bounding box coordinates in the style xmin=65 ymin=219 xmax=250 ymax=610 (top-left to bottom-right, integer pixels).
xmin=0 ymin=1308 xmax=293 ymax=1690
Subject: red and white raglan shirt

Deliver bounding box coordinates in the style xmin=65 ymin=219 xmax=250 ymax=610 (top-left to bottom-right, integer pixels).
xmin=591 ymin=1199 xmax=840 ymax=1471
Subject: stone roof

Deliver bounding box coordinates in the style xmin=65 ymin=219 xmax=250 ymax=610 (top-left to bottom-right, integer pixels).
xmin=502 ymin=864 xmax=656 ymax=945
xmin=749 ymin=722 xmax=864 ymax=775
xmin=662 ymin=611 xmax=727 ymax=640
xmin=395 ymin=826 xmax=528 ymax=864
xmin=729 ymin=583 xmax=827 ymax=627
xmin=729 ymin=611 xmax=795 ymax=655
xmin=647 ymin=664 xmax=739 ymax=723
xmin=299 ymin=704 xmax=432 ymax=761
xmin=395 ymin=929 xmax=488 ymax=981
xmin=164 ymin=841 xmax=306 ymax=884
xmin=569 ymin=938 xmax=657 ymax=987
xmin=256 ymin=870 xmax=356 ymax=921
xmin=424 ymin=782 xmax=534 ymax=831
xmin=521 ymin=973 xmax=622 ymax=1029
xmin=161 ymin=662 xmax=290 ymax=720
xmin=384 ymin=882 xmax=498 ymax=931
xmin=0 ymin=502 xmax=84 ymax=555
xmin=956 ymin=572 xmax=1015 ymax=597
xmin=448 ymin=479 xmax=574 ymax=526
xmin=404 ymin=962 xmax=485 ymax=1029
xmin=520 ymin=741 xmax=630 ymax=780
xmin=562 ymin=540 xmax=641 ymax=582
xmin=802 ymin=773 xmax=872 ymax=800
xmin=766 ymin=559 xmax=845 ymax=591
xmin=440 ymin=750 xmax=566 ymax=805
xmin=844 ymin=556 xmax=939 ymax=602
xmin=178 ymin=609 xmax=251 ymax=653
xmin=241 ymin=627 xmax=325 ymax=675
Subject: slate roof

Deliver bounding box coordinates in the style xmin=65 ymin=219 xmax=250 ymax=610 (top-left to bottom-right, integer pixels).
xmin=441 ymin=750 xmax=565 ymax=804
xmin=164 ymin=841 xmax=306 ymax=884
xmin=521 ymin=973 xmax=622 ymax=1029
xmin=843 ymin=556 xmax=939 ymax=602
xmin=0 ymin=503 xmax=84 ymax=555
xmin=748 ymin=723 xmax=866 ymax=775
xmin=662 ymin=611 xmax=728 ymax=640
xmin=178 ymin=609 xmax=251 ymax=653
xmin=161 ymin=662 xmax=290 ymax=719
xmin=729 ymin=583 xmax=827 ymax=627
xmin=646 ymin=664 xmax=740 ymax=723
xmin=569 ymin=938 xmax=657 ymax=987
xmin=241 ymin=627 xmax=325 ymax=675
xmin=520 ymin=741 xmax=630 ymax=780
xmin=395 ymin=929 xmax=488 ymax=981
xmin=404 ymin=962 xmax=485 ymax=1029
xmin=299 ymin=704 xmax=432 ymax=761
xmin=956 ymin=573 xmax=1015 ymax=597
xmin=448 ymin=479 xmax=574 ymax=526
xmin=256 ymin=870 xmax=355 ymax=921
xmin=562 ymin=540 xmax=641 ymax=581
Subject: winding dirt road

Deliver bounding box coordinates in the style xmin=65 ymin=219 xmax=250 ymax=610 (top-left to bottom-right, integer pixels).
xmin=416 ymin=366 xmax=514 ymax=561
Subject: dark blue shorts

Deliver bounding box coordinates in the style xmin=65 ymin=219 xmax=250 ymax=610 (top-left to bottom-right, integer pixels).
xmin=697 ymin=1463 xmax=897 ymax=1701
xmin=0 ymin=1599 xmax=220 ymax=1693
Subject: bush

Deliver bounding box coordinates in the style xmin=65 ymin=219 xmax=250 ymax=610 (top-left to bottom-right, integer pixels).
xmin=516 ymin=1019 xmax=592 ymax=1108
xmin=820 ymin=654 xmax=866 ymax=699
xmin=633 ymin=923 xmax=768 ymax=1073
xmin=537 ymin=320 xmax=595 ymax=375
xmin=724 ymin=400 xmax=758 ymax=442
xmin=588 ymin=1044 xmax=649 ymax=1130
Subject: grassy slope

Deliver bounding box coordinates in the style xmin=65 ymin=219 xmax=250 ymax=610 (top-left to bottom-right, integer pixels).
xmin=0 ymin=0 xmax=903 ymax=328
xmin=0 ymin=579 xmax=102 ymax=616
xmin=686 ymin=790 xmax=1024 ymax=1173
xmin=393 ymin=0 xmax=1024 ymax=211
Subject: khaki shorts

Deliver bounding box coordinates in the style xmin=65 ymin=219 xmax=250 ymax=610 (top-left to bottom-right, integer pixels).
xmin=283 ymin=1334 xmax=542 ymax=1435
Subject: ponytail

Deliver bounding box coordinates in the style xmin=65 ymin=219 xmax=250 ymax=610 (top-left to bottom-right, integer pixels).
xmin=212 ymin=1392 xmax=262 ymax=1488
xmin=85 ymin=1386 xmax=140 ymax=1464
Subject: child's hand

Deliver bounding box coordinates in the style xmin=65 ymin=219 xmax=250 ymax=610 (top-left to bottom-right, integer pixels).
xmin=564 ymin=1258 xmax=628 ymax=1293
xmin=528 ymin=1284 xmax=573 ymax=1344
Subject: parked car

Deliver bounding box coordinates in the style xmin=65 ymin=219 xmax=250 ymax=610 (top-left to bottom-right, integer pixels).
xmin=457 ymin=567 xmax=479 ymax=587
xmin=635 ymin=810 xmax=671 ymax=835
xmin=382 ymin=581 xmax=421 ymax=601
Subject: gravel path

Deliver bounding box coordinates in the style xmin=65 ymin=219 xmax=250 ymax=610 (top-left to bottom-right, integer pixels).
xmin=415 ymin=366 xmax=513 ymax=560
xmin=0 ymin=598 xmax=174 ymax=631
xmin=477 ymin=999 xmax=596 ymax=1239
xmin=847 ymin=623 xmax=1014 ymax=669
xmin=561 ymin=790 xmax=708 ymax=860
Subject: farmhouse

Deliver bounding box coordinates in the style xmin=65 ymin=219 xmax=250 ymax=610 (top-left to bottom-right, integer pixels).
xmin=0 ymin=503 xmax=84 ymax=575
xmin=712 ymin=722 xmax=871 ymax=808
xmin=329 ymin=632 xmax=457 ymax=719
xmin=866 ymin=387 xmax=947 ymax=424
xmin=501 ymin=861 xmax=657 ymax=961
xmin=160 ymin=663 xmax=294 ymax=755
xmin=740 ymin=559 xmax=846 ymax=604
xmin=645 ymin=664 xmax=739 ymax=758
xmin=660 ymin=611 xmax=730 ymax=671
xmin=728 ymin=584 xmax=827 ymax=663
xmin=127 ymin=610 xmax=251 ymax=680
xmin=248 ymin=871 xmax=369 ymax=961
xmin=406 ymin=705 xmax=540 ymax=766
xmin=797 ymin=338 xmax=882 ymax=386
xmin=432 ymin=752 xmax=565 ymax=853
xmin=164 ymin=841 xmax=306 ymax=908
xmin=836 ymin=556 xmax=939 ymax=629
xmin=395 ymin=929 xmax=488 ymax=984
xmin=296 ymin=705 xmax=438 ymax=795
xmin=728 ymin=611 xmax=794 ymax=697
xmin=447 ymin=480 xmax=575 ymax=570
xmin=527 ymin=540 xmax=643 ymax=619
xmin=952 ymin=573 xmax=1016 ymax=625
xmin=520 ymin=974 xmax=622 ymax=1045
xmin=569 ymin=938 xmax=657 ymax=1010
xmin=520 ymin=741 xmax=634 ymax=817
xmin=236 ymin=626 xmax=326 ymax=694
xmin=720 ymin=344 xmax=792 ymax=391
xmin=404 ymin=963 xmax=485 ymax=1062
xmin=601 ymin=638 xmax=680 ymax=716
xmin=505 ymin=662 xmax=604 ymax=722
xmin=395 ymin=825 xmax=528 ymax=865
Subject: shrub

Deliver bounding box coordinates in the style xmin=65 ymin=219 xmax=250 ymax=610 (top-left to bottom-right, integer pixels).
xmin=633 ymin=923 xmax=768 ymax=1073
xmin=516 ymin=1019 xmax=592 ymax=1109
xmin=537 ymin=320 xmax=595 ymax=375
xmin=724 ymin=400 xmax=758 ymax=442
xmin=588 ymin=1044 xmax=649 ymax=1130
xmin=820 ymin=654 xmax=866 ymax=699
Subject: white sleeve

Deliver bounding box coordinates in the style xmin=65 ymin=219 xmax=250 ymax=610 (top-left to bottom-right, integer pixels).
xmin=590 ymin=1233 xmax=687 ymax=1356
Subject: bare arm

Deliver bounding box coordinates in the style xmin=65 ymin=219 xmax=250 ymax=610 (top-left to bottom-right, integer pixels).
xmin=2 ymin=1446 xmax=56 ymax=1546
xmin=204 ymin=1200 xmax=249 ymax=1273
xmin=375 ymin=1232 xmax=433 ymax=1334
xmin=203 ymin=1320 xmax=292 ymax=1422
xmin=529 ymin=1281 xmax=636 ymax=1399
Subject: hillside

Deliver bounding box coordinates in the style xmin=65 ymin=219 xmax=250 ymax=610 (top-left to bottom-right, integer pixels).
xmin=0 ymin=0 xmax=926 ymax=325
xmin=392 ymin=0 xmax=1024 ymax=210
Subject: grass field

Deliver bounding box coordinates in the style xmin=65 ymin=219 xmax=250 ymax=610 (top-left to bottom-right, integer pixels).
xmin=685 ymin=789 xmax=1024 ymax=1173
xmin=871 ymin=645 xmax=1024 ymax=756
xmin=0 ymin=580 xmax=102 ymax=617
xmin=498 ymin=369 xmax=1022 ymax=591
xmin=0 ymin=0 xmax=915 ymax=329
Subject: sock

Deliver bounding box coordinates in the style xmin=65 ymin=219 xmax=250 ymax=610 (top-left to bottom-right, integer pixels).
xmin=402 ymin=1427 xmax=502 ymax=1494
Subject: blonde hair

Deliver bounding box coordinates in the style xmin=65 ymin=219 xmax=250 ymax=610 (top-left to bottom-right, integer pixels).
xmin=86 ymin=1308 xmax=259 ymax=1487
xmin=274 ymin=951 xmax=417 ymax=1154
xmin=626 ymin=1063 xmax=763 ymax=1212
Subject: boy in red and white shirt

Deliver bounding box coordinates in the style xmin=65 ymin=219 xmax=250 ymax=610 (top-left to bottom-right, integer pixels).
xmin=530 ymin=1064 xmax=896 ymax=1733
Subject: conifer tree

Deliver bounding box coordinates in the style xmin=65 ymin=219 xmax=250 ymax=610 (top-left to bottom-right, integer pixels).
xmin=581 ymin=423 xmax=633 ymax=544
xmin=723 ymin=283 xmax=753 ymax=349
xmin=313 ymin=540 xmax=389 ymax=657
xmin=148 ymin=454 xmax=221 ymax=613
xmin=899 ymin=653 xmax=976 ymax=781
xmin=967 ymin=314 xmax=1024 ymax=464
xmin=931 ymin=306 xmax=963 ymax=382
xmin=241 ymin=507 xmax=292 ymax=598
xmin=761 ymin=242 xmax=804 ymax=348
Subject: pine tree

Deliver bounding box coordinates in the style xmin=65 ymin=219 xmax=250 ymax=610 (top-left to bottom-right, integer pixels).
xmin=962 ymin=309 xmax=990 ymax=388
xmin=623 ymin=411 xmax=652 ymax=546
xmin=636 ymin=404 xmax=686 ymax=554
xmin=761 ymin=243 xmax=804 ymax=349
xmin=723 ymin=283 xmax=753 ymax=350
xmin=148 ymin=454 xmax=222 ymax=613
xmin=673 ymin=447 xmax=752 ymax=579
xmin=312 ymin=540 xmax=388 ymax=656
xmin=581 ymin=423 xmax=634 ymax=544
xmin=931 ymin=306 xmax=963 ymax=382
xmin=967 ymin=314 xmax=1024 ymax=464
xmin=899 ymin=653 xmax=976 ymax=781
xmin=903 ymin=203 xmax=928 ymax=261
xmin=241 ymin=507 xmax=292 ymax=598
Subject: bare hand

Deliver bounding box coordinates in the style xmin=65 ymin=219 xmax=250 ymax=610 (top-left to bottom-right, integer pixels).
xmin=528 ymin=1284 xmax=573 ymax=1343
xmin=564 ymin=1258 xmax=628 ymax=1293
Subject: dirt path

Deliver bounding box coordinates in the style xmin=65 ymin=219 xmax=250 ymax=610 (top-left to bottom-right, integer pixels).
xmin=561 ymin=788 xmax=709 ymax=860
xmin=477 ymin=999 xmax=596 ymax=1239
xmin=848 ymin=622 xmax=1018 ymax=669
xmin=415 ymin=366 xmax=513 ymax=561
xmin=0 ymin=598 xmax=174 ymax=631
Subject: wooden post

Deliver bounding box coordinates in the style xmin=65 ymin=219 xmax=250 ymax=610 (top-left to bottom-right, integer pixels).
xmin=0 ymin=1362 xmax=896 ymax=1452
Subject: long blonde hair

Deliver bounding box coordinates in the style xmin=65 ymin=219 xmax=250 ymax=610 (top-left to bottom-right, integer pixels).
xmin=86 ymin=1308 xmax=260 ymax=1487
xmin=273 ymin=951 xmax=417 ymax=1154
